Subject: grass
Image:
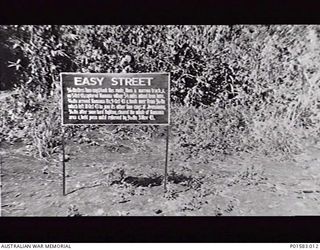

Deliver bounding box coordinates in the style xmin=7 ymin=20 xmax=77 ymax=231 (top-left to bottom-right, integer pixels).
xmin=1 ymin=64 xmax=320 ymax=163
xmin=1 ymin=25 xmax=320 ymax=163
xmin=0 ymin=91 xmax=319 ymax=163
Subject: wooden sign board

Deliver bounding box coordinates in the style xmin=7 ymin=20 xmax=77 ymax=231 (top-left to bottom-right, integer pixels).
xmin=60 ymin=73 xmax=170 ymax=125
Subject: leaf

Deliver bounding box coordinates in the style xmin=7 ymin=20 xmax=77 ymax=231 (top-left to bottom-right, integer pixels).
xmin=13 ymin=43 xmax=19 ymax=49
xmin=7 ymin=59 xmax=21 ymax=70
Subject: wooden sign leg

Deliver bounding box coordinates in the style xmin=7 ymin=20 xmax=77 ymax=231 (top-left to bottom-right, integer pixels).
xmin=62 ymin=127 xmax=66 ymax=196
xmin=164 ymin=125 xmax=170 ymax=192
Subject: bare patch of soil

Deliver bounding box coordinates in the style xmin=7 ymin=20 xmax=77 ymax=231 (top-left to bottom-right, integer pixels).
xmin=2 ymin=137 xmax=320 ymax=216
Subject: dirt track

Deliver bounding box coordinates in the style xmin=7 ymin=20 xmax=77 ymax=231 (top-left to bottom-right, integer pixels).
xmin=2 ymin=136 xmax=320 ymax=216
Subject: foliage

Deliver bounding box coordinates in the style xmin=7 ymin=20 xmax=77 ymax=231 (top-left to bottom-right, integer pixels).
xmin=1 ymin=25 xmax=320 ymax=160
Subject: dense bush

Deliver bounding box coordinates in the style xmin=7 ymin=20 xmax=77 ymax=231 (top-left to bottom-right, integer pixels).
xmin=1 ymin=25 xmax=320 ymax=160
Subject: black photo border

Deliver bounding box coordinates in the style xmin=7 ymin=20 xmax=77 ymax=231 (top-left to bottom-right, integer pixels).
xmin=1 ymin=0 xmax=320 ymax=243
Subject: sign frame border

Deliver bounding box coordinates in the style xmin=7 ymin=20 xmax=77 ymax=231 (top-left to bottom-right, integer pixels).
xmin=60 ymin=72 xmax=170 ymax=126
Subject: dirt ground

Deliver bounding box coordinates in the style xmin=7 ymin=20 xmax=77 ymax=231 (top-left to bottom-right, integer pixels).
xmin=2 ymin=133 xmax=320 ymax=216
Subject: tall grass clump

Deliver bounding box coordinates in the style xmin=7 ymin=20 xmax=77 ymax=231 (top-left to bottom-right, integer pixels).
xmin=0 ymin=84 xmax=62 ymax=158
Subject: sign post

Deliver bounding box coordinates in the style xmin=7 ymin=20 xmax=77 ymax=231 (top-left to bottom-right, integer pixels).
xmin=164 ymin=125 xmax=170 ymax=192
xmin=60 ymin=72 xmax=170 ymax=195
xmin=61 ymin=127 xmax=66 ymax=196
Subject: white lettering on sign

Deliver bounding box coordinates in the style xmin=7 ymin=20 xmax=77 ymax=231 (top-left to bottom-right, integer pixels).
xmin=111 ymin=77 xmax=153 ymax=86
xmin=74 ymin=77 xmax=105 ymax=86
xmin=62 ymin=73 xmax=169 ymax=125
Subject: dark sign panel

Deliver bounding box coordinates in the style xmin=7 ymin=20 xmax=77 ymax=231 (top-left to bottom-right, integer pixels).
xmin=61 ymin=73 xmax=170 ymax=125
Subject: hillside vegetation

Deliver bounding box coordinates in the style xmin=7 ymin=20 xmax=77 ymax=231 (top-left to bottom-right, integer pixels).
xmin=1 ymin=25 xmax=320 ymax=160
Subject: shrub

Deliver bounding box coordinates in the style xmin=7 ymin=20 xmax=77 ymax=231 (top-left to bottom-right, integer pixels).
xmin=1 ymin=25 xmax=320 ymax=160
